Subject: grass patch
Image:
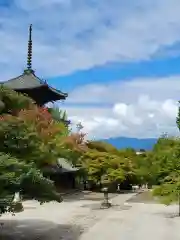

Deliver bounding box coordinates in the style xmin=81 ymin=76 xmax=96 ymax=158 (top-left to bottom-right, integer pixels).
xmin=127 ymin=191 xmax=160 ymax=204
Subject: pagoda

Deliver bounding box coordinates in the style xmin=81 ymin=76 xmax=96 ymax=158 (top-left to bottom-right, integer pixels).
xmin=1 ymin=24 xmax=67 ymax=106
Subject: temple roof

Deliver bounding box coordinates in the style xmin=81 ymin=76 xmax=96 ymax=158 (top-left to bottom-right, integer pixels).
xmin=1 ymin=70 xmax=67 ymax=96
xmin=2 ymin=71 xmax=46 ymax=89
xmin=57 ymin=158 xmax=79 ymax=173
xmin=0 ymin=25 xmax=68 ymax=105
xmin=43 ymin=158 xmax=79 ymax=174
xmin=1 ymin=70 xmax=68 ymax=105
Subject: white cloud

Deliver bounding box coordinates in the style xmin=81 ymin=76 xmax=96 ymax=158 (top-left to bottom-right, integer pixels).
xmin=1 ymin=0 xmax=180 ymax=140
xmin=0 ymin=0 xmax=180 ymax=79
xmin=61 ymin=76 xmax=180 ymax=139
xmin=67 ymin=76 xmax=180 ymax=103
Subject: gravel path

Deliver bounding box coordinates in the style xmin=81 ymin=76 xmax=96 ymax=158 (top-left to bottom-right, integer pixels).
xmin=0 ymin=193 xmax=133 ymax=239
xmin=1 ymin=192 xmax=180 ymax=240
xmin=81 ymin=202 xmax=180 ymax=240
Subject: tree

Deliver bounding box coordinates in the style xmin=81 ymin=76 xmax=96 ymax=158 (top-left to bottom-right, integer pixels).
xmin=0 ymin=114 xmax=62 ymax=215
xmin=118 ymin=148 xmax=137 ymax=158
xmin=48 ymin=107 xmax=68 ymax=123
xmin=0 ymin=114 xmax=57 ymax=167
xmin=133 ymin=151 xmax=157 ymax=185
xmin=0 ymin=153 xmax=61 ymax=215
xmin=176 ymin=102 xmax=180 ymax=131
xmin=18 ymin=107 xmax=62 ymax=141
xmin=0 ymin=88 xmax=67 ymax=215
xmin=153 ymin=174 xmax=180 ymax=215
xmin=0 ymin=86 xmax=34 ymax=115
xmin=150 ymin=134 xmax=180 ymax=215
xmin=79 ymin=149 xmax=136 ymax=189
xmin=60 ymin=132 xmax=88 ymax=166
xmin=86 ymin=140 xmax=118 ymax=154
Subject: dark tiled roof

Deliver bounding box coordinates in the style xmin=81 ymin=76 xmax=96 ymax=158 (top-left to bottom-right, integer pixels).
xmin=1 ymin=71 xmax=43 ymax=89
xmin=0 ymin=70 xmax=68 ymax=100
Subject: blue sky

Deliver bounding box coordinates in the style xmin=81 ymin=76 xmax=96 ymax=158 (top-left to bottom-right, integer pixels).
xmin=50 ymin=57 xmax=180 ymax=93
xmin=0 ymin=0 xmax=180 ymax=139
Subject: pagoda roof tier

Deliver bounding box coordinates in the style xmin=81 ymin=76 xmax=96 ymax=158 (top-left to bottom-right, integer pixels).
xmin=1 ymin=70 xmax=68 ymax=105
xmin=0 ymin=24 xmax=68 ymax=105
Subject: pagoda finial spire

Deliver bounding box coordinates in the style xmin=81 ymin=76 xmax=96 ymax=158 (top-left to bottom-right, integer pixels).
xmin=27 ymin=24 xmax=32 ymax=70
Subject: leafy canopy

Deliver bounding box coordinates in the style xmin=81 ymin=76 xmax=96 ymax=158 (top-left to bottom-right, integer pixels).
xmin=0 ymin=87 xmax=68 ymax=214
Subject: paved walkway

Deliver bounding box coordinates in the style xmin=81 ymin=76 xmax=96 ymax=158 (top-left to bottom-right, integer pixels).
xmin=1 ymin=192 xmax=180 ymax=239
xmin=81 ymin=201 xmax=180 ymax=240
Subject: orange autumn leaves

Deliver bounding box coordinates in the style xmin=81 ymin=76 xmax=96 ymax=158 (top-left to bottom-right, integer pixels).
xmin=64 ymin=132 xmax=87 ymax=152
xmin=0 ymin=90 xmax=87 ymax=163
xmin=0 ymin=106 xmax=63 ymax=141
xmin=18 ymin=107 xmax=61 ymax=142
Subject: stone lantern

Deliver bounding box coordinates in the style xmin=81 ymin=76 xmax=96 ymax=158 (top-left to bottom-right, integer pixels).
xmin=101 ymin=187 xmax=111 ymax=208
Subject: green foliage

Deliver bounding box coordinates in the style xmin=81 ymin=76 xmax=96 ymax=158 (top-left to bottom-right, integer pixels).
xmin=118 ymin=148 xmax=137 ymax=157
xmin=133 ymin=151 xmax=159 ymax=185
xmin=79 ymin=149 xmax=135 ymax=185
xmin=0 ymin=153 xmax=61 ymax=215
xmin=125 ymin=101 xmax=180 ymax=213
xmin=153 ymin=136 xmax=178 ymax=152
xmin=176 ymin=102 xmax=180 ymax=131
xmin=60 ymin=132 xmax=87 ymax=166
xmin=3 ymin=85 xmax=180 ymax=214
xmin=18 ymin=107 xmax=71 ymax=164
xmin=150 ymin=134 xmax=180 ymax=206
xmin=153 ymin=174 xmax=180 ymax=205
xmin=48 ymin=107 xmax=68 ymax=122
xmin=0 ymin=113 xmax=65 ymax=168
xmin=0 ymin=115 xmax=42 ymax=163
xmin=86 ymin=140 xmax=118 ymax=154
xmin=0 ymin=88 xmax=67 ymax=215
xmin=0 ymin=86 xmax=34 ymax=114
xmin=79 ymin=133 xmax=180 ymax=197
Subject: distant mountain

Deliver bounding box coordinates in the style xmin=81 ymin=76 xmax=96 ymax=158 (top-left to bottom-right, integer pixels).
xmin=103 ymin=137 xmax=157 ymax=150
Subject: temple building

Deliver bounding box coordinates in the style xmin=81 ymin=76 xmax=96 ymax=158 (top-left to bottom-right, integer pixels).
xmin=0 ymin=24 xmax=67 ymax=106
xmin=0 ymin=25 xmax=79 ymax=192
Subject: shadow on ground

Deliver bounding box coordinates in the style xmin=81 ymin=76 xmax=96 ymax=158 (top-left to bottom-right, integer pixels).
xmin=0 ymin=219 xmax=82 ymax=240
